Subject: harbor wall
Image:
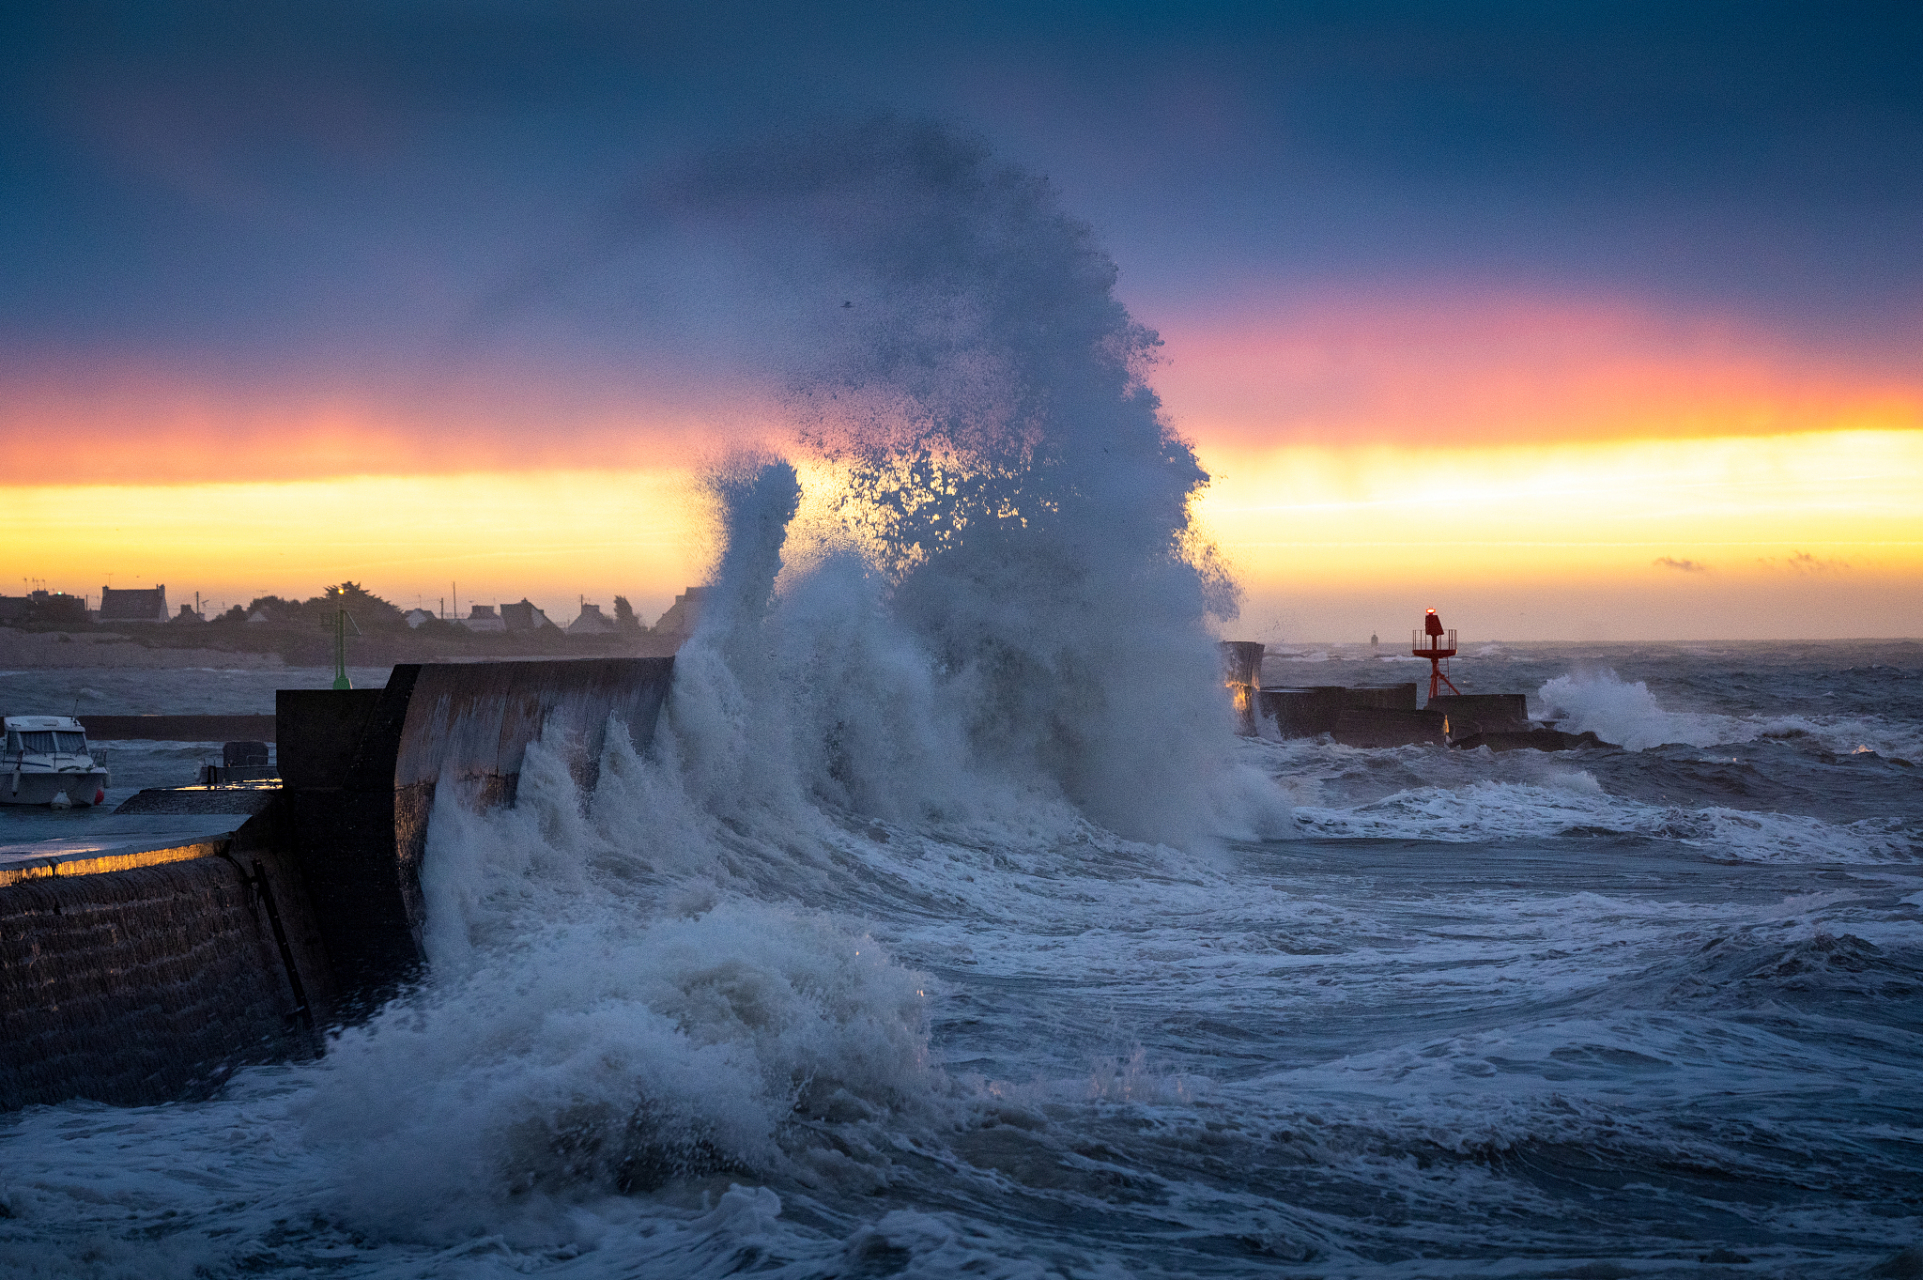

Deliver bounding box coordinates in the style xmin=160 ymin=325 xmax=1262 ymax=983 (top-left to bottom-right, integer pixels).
xmin=1258 ymin=684 xmax=1419 ymax=738
xmin=0 ymin=835 xmax=328 ymax=1109
xmin=279 ymin=657 xmax=677 ymax=1010
xmin=2 ymin=656 xmax=676 ymax=1110
xmin=1424 ymin=694 xmax=1531 ymax=736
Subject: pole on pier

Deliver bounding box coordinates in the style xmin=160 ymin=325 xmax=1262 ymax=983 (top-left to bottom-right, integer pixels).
xmin=332 ymin=608 xmax=361 ymax=690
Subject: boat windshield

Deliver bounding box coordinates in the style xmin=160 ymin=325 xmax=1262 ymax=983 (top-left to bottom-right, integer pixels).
xmin=9 ymin=731 xmax=86 ymax=755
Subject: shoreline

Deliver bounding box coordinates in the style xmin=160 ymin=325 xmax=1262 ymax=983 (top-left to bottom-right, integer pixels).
xmin=0 ymin=630 xmax=285 ymax=670
xmin=0 ymin=626 xmax=683 ymax=671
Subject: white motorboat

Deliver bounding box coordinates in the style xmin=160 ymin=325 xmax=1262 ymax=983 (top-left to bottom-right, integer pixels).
xmin=2 ymin=715 xmax=111 ymax=807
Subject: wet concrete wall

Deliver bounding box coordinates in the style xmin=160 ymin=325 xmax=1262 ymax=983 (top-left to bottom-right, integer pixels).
xmin=280 ymin=658 xmax=676 ymax=1010
xmin=1425 ymin=694 xmax=1531 ymax=737
xmin=1219 ymin=642 xmax=1265 ymax=735
xmin=0 ymin=831 xmax=330 ymax=1109
xmin=1259 ymin=684 xmax=1419 ymax=738
xmin=1332 ymin=708 xmax=1447 ymax=749
xmin=3 ymin=657 xmax=676 ymax=1109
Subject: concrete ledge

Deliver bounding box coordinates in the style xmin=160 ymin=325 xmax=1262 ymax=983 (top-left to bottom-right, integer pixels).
xmin=115 ymin=785 xmax=282 ymax=816
xmin=0 ymin=836 xmax=226 ymax=888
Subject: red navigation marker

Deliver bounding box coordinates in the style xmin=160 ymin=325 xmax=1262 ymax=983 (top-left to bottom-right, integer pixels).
xmin=1413 ymin=608 xmax=1462 ymax=700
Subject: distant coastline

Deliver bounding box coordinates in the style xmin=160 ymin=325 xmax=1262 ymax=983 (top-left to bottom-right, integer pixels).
xmin=0 ymin=581 xmax=696 ymax=670
xmin=0 ymin=625 xmax=681 ymax=670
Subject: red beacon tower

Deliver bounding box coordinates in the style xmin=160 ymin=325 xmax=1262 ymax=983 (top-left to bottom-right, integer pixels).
xmin=1413 ymin=609 xmax=1462 ymax=699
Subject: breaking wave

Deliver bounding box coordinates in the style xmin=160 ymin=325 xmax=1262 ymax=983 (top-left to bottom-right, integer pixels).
xmin=288 ymin=119 xmax=1291 ymax=1249
xmin=1538 ymin=668 xmax=1923 ymax=760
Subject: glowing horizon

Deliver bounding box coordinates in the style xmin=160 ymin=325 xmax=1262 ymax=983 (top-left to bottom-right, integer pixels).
xmin=7 ymin=423 xmax=1918 ymax=642
xmin=4 ymin=292 xmax=1920 ymax=641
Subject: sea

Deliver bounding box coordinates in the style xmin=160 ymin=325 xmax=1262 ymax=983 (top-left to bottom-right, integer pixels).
xmin=4 ymin=119 xmax=1921 ymax=1280
xmin=2 ymin=639 xmax=1919 ymax=1279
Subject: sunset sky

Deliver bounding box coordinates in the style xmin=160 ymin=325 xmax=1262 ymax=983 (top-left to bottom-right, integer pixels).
xmin=4 ymin=2 xmax=1919 ymax=640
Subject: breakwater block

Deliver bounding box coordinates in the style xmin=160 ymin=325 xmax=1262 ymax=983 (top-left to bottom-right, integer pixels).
xmin=1220 ymin=641 xmax=1265 ymax=735
xmin=81 ymin=714 xmax=279 ymax=741
xmin=1332 ymin=707 xmax=1447 ymax=748
xmin=1219 ymin=641 xmax=1264 ymax=688
xmin=1258 ymin=684 xmax=1419 ymax=738
xmin=280 ymin=657 xmax=674 ymax=1009
xmin=1425 ymin=694 xmax=1531 ymax=737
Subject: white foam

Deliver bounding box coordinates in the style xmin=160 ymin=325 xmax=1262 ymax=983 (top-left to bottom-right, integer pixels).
xmin=1537 ymin=668 xmax=1923 ymax=760
xmin=1535 ymin=670 xmax=1740 ymax=750
xmin=1293 ymin=775 xmax=1916 ymax=863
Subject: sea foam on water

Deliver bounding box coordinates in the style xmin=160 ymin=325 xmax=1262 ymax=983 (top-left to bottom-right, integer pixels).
xmin=5 ymin=123 xmax=1913 ymax=1280
xmin=297 ymin=118 xmax=1286 ymax=1241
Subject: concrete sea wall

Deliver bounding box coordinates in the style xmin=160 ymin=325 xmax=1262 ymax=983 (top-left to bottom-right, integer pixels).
xmin=1 ymin=656 xmax=675 ymax=1110
xmin=1258 ymin=684 xmax=1420 ymax=739
xmin=0 ymin=835 xmax=329 ymax=1109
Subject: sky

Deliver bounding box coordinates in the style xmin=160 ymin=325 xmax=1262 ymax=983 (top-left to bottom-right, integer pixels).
xmin=4 ymin=0 xmax=1920 ymax=639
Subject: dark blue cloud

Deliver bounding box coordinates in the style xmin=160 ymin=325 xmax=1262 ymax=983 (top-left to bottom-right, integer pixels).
xmin=3 ymin=0 xmax=1918 ymax=375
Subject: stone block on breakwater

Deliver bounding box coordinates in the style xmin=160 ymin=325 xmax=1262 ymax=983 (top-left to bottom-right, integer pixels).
xmin=1258 ymin=684 xmax=1419 ymax=738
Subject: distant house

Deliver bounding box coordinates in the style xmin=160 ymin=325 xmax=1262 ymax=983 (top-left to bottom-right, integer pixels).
xmin=0 ymin=590 xmax=79 ymax=626
xmin=567 ymin=602 xmax=616 ymax=635
xmin=246 ymin=608 xmax=274 ymax=624
xmin=98 ymin=585 xmax=169 ymax=624
xmin=172 ymin=603 xmax=203 ymax=623
xmin=652 ymin=586 xmax=709 ymax=638
xmin=500 ymin=599 xmax=553 ymax=633
xmin=460 ymin=604 xmax=506 ymax=633
xmin=403 ymin=608 xmax=435 ymax=629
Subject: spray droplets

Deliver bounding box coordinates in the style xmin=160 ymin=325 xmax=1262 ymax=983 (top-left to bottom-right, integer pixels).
xmin=668 ymin=119 xmax=1288 ymax=845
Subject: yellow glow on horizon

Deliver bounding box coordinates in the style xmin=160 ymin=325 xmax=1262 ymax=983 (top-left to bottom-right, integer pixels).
xmin=4 ymin=469 xmax=709 ymax=622
xmin=4 ymin=429 xmax=1919 ymax=641
xmin=1192 ymin=429 xmax=1923 ymax=587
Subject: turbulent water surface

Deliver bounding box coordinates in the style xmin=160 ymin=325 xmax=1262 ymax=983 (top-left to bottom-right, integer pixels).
xmin=5 ymin=125 xmax=1920 ymax=1276
xmin=3 ymin=644 xmax=1918 ymax=1279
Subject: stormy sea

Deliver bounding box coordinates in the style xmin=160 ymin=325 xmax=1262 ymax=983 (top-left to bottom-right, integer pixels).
xmin=4 ymin=124 xmax=1920 ymax=1276
xmin=2 ymin=636 xmax=1921 ymax=1279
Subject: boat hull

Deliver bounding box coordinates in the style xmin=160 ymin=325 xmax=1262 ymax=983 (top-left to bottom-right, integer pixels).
xmin=1 ymin=770 xmax=110 ymax=807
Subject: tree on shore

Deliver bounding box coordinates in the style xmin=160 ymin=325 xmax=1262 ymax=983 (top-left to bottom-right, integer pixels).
xmin=212 ymin=584 xmax=404 ymax=629
xmin=320 ymin=582 xmax=404 ymax=629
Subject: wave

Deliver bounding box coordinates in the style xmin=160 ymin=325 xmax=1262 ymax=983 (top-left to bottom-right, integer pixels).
xmin=1536 ymin=669 xmax=1923 ymax=761
xmin=1292 ymin=774 xmax=1919 ymax=862
xmin=273 ymin=118 xmax=1293 ymax=1250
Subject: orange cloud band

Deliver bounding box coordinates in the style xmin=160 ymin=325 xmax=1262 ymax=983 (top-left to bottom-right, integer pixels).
xmin=7 ymin=290 xmax=1917 ymax=485
xmin=0 ymin=363 xmax=780 ymax=485
xmin=1153 ymin=290 xmax=1923 ymax=450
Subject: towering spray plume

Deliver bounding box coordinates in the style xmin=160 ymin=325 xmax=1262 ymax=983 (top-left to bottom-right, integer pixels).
xmin=240 ymin=122 xmax=1293 ymax=1244
xmin=646 ymin=120 xmax=1284 ymax=845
